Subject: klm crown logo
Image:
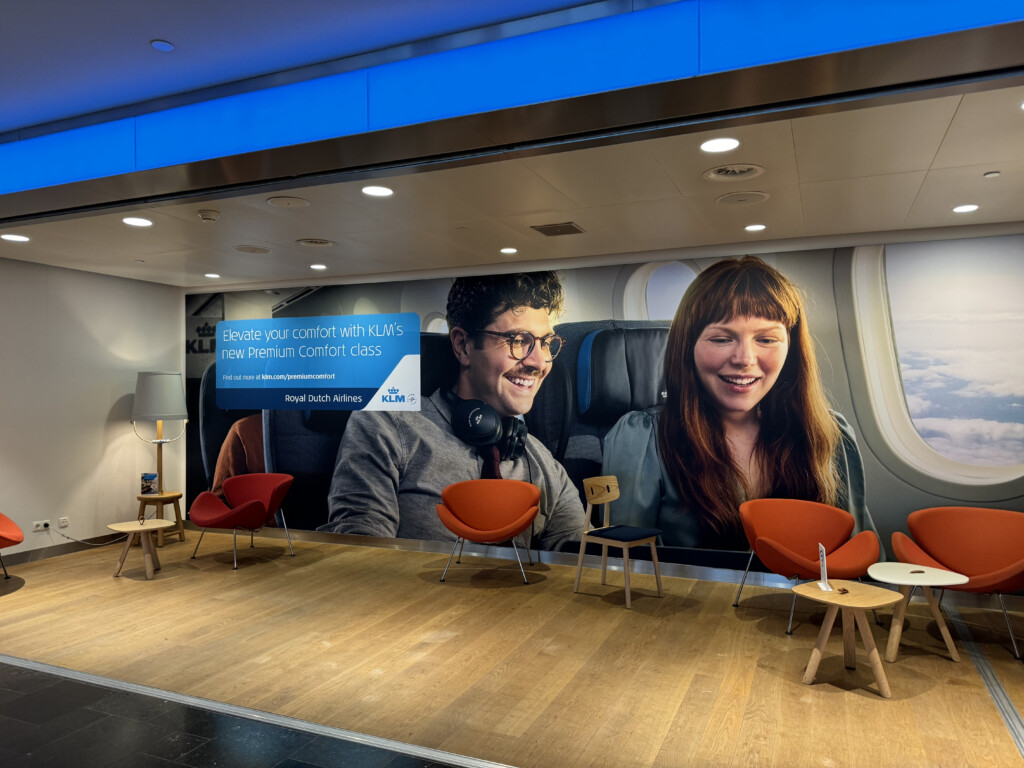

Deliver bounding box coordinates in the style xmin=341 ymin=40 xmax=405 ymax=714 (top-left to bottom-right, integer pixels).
xmin=382 ymin=386 xmax=405 ymax=404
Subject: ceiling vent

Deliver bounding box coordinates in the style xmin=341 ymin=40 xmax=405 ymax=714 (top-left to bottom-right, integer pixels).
xmin=531 ymin=221 xmax=585 ymax=236
xmin=295 ymin=238 xmax=336 ymax=247
xmin=715 ymin=191 xmax=770 ymax=206
xmin=702 ymin=163 xmax=765 ymax=182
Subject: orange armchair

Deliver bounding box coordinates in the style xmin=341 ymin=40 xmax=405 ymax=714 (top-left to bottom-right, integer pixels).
xmin=735 ymin=498 xmax=880 ymax=633
xmin=436 ymin=479 xmax=540 ymax=584
xmin=0 ymin=512 xmax=25 ymax=579
xmin=189 ymin=472 xmax=294 ymax=570
xmin=892 ymin=506 xmax=1024 ymax=659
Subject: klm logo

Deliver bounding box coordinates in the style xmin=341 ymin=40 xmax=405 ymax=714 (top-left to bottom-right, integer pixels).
xmin=382 ymin=386 xmax=405 ymax=403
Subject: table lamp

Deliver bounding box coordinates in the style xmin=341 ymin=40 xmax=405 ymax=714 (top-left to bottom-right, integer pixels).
xmin=131 ymin=371 xmax=188 ymax=501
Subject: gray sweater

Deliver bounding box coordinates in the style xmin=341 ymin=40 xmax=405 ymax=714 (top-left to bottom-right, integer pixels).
xmin=321 ymin=390 xmax=583 ymax=550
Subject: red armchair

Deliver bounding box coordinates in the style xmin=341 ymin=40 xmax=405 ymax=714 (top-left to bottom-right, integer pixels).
xmin=892 ymin=506 xmax=1024 ymax=659
xmin=735 ymin=498 xmax=880 ymax=633
xmin=436 ymin=479 xmax=540 ymax=584
xmin=0 ymin=512 xmax=25 ymax=579
xmin=189 ymin=472 xmax=294 ymax=570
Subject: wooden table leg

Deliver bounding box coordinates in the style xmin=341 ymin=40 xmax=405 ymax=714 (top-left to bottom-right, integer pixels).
xmin=649 ymin=542 xmax=663 ymax=597
xmin=137 ymin=499 xmax=146 ymax=523
xmin=622 ymin=548 xmax=632 ymax=610
xmin=803 ymin=605 xmax=839 ymax=685
xmin=140 ymin=532 xmax=156 ymax=580
xmin=854 ymin=608 xmax=892 ymax=699
xmin=885 ymin=585 xmax=912 ymax=662
xmin=842 ymin=608 xmax=856 ymax=670
xmin=155 ymin=502 xmax=165 ymax=547
xmin=114 ymin=533 xmax=136 ymax=577
xmin=173 ymin=499 xmax=185 ymax=542
xmin=923 ymin=586 xmax=961 ymax=662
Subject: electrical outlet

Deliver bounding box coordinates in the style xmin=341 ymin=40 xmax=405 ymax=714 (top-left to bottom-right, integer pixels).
xmin=58 ymin=517 xmax=69 ymax=529
xmin=32 ymin=520 xmax=51 ymax=532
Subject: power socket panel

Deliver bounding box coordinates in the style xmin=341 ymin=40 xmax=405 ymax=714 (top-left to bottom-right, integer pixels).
xmin=58 ymin=517 xmax=70 ymax=529
xmin=32 ymin=520 xmax=51 ymax=532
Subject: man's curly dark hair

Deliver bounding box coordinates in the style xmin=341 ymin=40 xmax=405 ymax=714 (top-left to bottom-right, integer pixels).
xmin=446 ymin=271 xmax=565 ymax=333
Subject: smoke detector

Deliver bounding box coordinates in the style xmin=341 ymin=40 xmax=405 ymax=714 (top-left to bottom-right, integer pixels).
xmin=197 ymin=209 xmax=220 ymax=223
xmin=715 ymin=191 xmax=770 ymax=206
xmin=702 ymin=163 xmax=765 ymax=182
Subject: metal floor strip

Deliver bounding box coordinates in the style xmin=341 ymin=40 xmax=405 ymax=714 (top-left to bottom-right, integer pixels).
xmin=0 ymin=653 xmax=513 ymax=768
xmin=945 ymin=606 xmax=1024 ymax=758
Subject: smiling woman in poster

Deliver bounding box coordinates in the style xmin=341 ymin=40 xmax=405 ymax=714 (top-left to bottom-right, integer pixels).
xmin=602 ymin=256 xmax=878 ymax=550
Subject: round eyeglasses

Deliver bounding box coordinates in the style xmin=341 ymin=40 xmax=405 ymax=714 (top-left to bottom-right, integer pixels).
xmin=473 ymin=329 xmax=565 ymax=361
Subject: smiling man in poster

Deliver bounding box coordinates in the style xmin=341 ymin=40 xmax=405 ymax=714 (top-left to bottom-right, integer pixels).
xmin=320 ymin=272 xmax=584 ymax=551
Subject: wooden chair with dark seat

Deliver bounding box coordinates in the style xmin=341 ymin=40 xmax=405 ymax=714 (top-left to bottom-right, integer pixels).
xmin=573 ymin=475 xmax=663 ymax=609
xmin=188 ymin=472 xmax=294 ymax=570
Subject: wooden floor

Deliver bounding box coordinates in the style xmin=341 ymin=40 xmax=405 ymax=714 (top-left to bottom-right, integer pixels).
xmin=1 ymin=532 xmax=1022 ymax=768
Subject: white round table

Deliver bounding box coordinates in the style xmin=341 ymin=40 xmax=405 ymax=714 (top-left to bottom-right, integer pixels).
xmin=868 ymin=561 xmax=969 ymax=662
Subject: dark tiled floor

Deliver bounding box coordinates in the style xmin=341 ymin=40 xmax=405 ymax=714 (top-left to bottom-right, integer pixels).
xmin=0 ymin=661 xmax=461 ymax=768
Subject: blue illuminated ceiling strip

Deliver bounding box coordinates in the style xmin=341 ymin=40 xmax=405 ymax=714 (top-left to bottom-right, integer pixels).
xmin=1 ymin=0 xmax=1022 ymax=196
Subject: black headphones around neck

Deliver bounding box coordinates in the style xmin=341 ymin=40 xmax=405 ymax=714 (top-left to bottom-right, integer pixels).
xmin=441 ymin=388 xmax=528 ymax=461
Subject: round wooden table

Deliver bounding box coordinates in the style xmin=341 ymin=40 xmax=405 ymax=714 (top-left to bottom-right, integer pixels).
xmin=108 ymin=519 xmax=177 ymax=580
xmin=793 ymin=579 xmax=903 ymax=699
xmin=868 ymin=561 xmax=969 ymax=662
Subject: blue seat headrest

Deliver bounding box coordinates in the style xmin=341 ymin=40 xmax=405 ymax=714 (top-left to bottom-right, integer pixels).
xmin=576 ymin=328 xmax=669 ymax=425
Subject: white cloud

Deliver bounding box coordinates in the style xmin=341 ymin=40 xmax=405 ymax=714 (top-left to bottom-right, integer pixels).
xmin=913 ymin=417 xmax=1024 ymax=467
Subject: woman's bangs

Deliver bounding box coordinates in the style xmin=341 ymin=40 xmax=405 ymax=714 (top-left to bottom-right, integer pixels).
xmin=703 ymin=275 xmax=796 ymax=329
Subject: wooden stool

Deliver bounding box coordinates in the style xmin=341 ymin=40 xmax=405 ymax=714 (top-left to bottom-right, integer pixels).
xmin=109 ymin=519 xmax=177 ymax=580
xmin=136 ymin=492 xmax=185 ymax=547
xmin=793 ymin=579 xmax=903 ymax=699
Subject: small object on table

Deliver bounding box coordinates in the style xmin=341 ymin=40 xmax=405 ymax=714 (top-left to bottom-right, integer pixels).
xmin=136 ymin=491 xmax=185 ymax=547
xmin=793 ymin=579 xmax=903 ymax=699
xmin=867 ymin=561 xmax=969 ymax=663
xmin=108 ymin=519 xmax=177 ymax=580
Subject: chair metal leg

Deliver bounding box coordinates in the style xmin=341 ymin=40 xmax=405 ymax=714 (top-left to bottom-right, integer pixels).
xmin=250 ymin=530 xmax=255 ymax=548
xmin=232 ymin=529 xmax=238 ymax=570
xmin=456 ymin=539 xmax=466 ymax=564
xmin=279 ymin=512 xmax=295 ymax=557
xmin=0 ymin=552 xmax=8 ymax=579
xmin=734 ymin=550 xmax=755 ymax=607
xmin=511 ymin=540 xmax=529 ymax=584
xmin=441 ymin=538 xmax=461 ymax=582
xmin=997 ymin=593 xmax=1021 ymax=659
xmin=190 ymin=529 xmax=207 ymax=559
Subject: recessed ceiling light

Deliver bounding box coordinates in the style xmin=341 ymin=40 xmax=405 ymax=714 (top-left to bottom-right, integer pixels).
xmin=204 ymin=273 xmax=221 ymax=279
xmin=500 ymin=247 xmax=518 ymax=255
xmin=134 ymin=259 xmax=145 ymax=263
xmin=952 ymin=204 xmax=979 ymax=213
xmin=266 ymin=196 xmax=309 ymax=208
xmin=745 ymin=224 xmax=767 ymax=232
xmin=361 ymin=185 xmax=394 ymax=197
xmin=150 ymin=39 xmax=175 ymax=52
xmin=310 ymin=264 xmax=327 ymax=270
xmin=123 ymin=217 xmax=152 ymax=227
xmin=700 ymin=138 xmax=740 ymax=153
xmin=983 ymin=171 xmax=1001 ymax=179
xmin=1 ymin=233 xmax=30 ymax=242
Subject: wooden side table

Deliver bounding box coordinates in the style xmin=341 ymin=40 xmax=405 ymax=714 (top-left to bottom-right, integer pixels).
xmin=868 ymin=562 xmax=969 ymax=662
xmin=137 ymin=492 xmax=185 ymax=547
xmin=109 ymin=519 xmax=177 ymax=580
xmin=793 ymin=579 xmax=903 ymax=699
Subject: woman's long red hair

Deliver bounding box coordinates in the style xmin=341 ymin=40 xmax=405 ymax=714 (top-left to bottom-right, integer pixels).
xmin=657 ymin=257 xmax=840 ymax=548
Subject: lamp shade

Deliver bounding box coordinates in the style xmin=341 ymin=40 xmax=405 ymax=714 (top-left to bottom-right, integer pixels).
xmin=131 ymin=371 xmax=188 ymax=422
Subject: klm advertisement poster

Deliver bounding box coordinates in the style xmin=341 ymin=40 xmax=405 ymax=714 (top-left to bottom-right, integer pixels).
xmin=215 ymin=313 xmax=420 ymax=411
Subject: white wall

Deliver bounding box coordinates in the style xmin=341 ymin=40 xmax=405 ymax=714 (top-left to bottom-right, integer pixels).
xmin=0 ymin=257 xmax=184 ymax=555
